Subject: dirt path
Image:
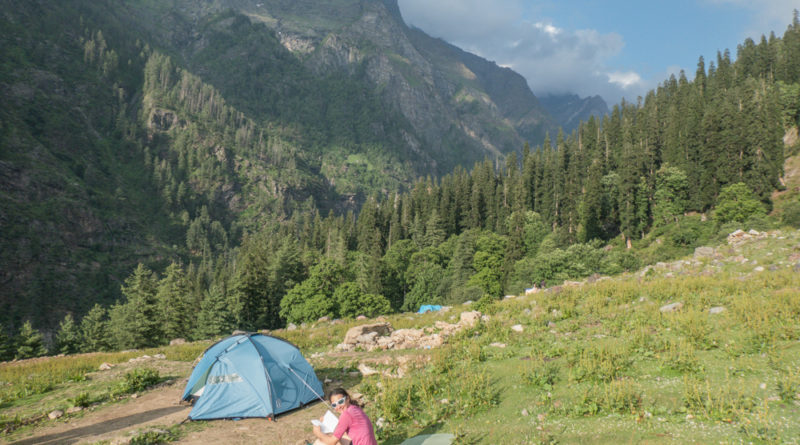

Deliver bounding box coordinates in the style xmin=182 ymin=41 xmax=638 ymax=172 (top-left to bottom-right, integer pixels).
xmin=7 ymin=384 xmax=190 ymax=445
xmin=5 ymin=381 xmax=327 ymax=445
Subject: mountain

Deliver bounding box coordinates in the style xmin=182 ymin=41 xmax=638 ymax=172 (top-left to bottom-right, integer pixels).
xmin=0 ymin=0 xmax=566 ymax=331
xmin=539 ymin=93 xmax=609 ymax=133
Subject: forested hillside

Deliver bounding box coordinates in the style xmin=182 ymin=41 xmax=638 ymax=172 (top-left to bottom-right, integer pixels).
xmin=0 ymin=0 xmax=573 ymax=339
xmin=1 ymin=1 xmax=799 ymax=359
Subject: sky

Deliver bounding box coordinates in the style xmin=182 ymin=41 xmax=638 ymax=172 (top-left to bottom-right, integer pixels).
xmin=397 ymin=0 xmax=799 ymax=105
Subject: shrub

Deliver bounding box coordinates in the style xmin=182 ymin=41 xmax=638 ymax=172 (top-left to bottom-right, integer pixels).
xmin=117 ymin=368 xmax=161 ymax=395
xmin=714 ymin=183 xmax=765 ymax=224
xmin=572 ymin=381 xmax=643 ymax=416
xmin=781 ymin=201 xmax=800 ymax=228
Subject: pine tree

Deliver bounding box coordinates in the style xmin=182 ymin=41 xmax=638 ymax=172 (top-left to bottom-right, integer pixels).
xmin=15 ymin=321 xmax=47 ymax=359
xmin=113 ymin=264 xmax=161 ymax=349
xmin=157 ymin=262 xmax=192 ymax=342
xmin=80 ymin=304 xmax=109 ymax=352
xmin=55 ymin=314 xmax=81 ymax=355
xmin=195 ymin=281 xmax=236 ymax=339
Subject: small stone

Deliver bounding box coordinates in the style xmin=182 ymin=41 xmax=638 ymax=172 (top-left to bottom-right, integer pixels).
xmin=358 ymin=364 xmax=380 ymax=377
xmin=709 ymin=306 xmax=726 ymax=315
xmin=131 ymin=393 xmax=138 ymax=399
xmin=376 ymin=417 xmax=386 ymax=429
xmin=356 ymin=315 xmax=367 ymax=320
xmin=754 ymin=266 xmax=765 ymax=272
xmin=660 ymin=302 xmax=683 ymax=313
xmin=48 ymin=410 xmax=64 ymax=420
xmin=440 ymin=399 xmax=449 ymax=404
xmin=511 ymin=324 xmax=524 ymax=333
xmin=66 ymin=406 xmax=83 ymax=414
xmin=287 ymin=323 xmax=298 ymax=331
xmin=153 ymin=353 xmax=166 ymax=359
xmin=760 ymin=383 xmax=767 ymax=390
xmin=489 ymin=342 xmax=506 ymax=348
xmin=686 ymin=414 xmax=694 ymax=420
xmin=521 ymin=408 xmax=529 ymax=416
xmin=99 ymin=362 xmax=113 ymax=371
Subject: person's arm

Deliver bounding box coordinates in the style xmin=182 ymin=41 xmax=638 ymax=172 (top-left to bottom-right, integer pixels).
xmin=312 ymin=426 xmax=340 ymax=445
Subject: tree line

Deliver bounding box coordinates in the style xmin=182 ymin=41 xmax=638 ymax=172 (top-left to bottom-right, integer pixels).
xmin=2 ymin=13 xmax=799 ymax=359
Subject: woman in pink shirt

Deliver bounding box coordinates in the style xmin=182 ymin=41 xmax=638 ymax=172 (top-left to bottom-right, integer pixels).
xmin=312 ymin=388 xmax=378 ymax=445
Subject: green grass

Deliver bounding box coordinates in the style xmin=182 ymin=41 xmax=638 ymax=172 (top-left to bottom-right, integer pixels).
xmin=4 ymin=231 xmax=800 ymax=444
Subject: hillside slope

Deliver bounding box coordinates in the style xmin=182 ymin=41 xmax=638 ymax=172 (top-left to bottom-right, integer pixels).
xmin=3 ymin=228 xmax=799 ymax=444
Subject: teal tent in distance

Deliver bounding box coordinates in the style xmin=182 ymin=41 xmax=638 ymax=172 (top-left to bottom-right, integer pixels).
xmin=182 ymin=333 xmax=324 ymax=420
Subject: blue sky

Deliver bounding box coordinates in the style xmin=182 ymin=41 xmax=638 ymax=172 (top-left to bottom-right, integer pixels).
xmin=397 ymin=0 xmax=799 ymax=104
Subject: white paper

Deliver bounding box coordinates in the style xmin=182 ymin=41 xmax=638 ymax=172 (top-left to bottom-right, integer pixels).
xmin=311 ymin=410 xmax=339 ymax=434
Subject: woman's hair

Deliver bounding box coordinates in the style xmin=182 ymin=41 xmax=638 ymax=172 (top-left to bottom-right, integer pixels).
xmin=328 ymin=387 xmax=359 ymax=407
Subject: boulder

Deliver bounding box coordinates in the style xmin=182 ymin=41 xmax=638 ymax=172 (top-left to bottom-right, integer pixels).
xmin=98 ymin=362 xmax=113 ymax=371
xmin=169 ymin=338 xmax=186 ymax=346
xmin=459 ymin=311 xmax=482 ymax=327
xmin=358 ymin=364 xmax=380 ymax=377
xmin=693 ymin=246 xmax=716 ymax=259
xmin=343 ymin=323 xmax=392 ymax=345
xmin=660 ymin=302 xmax=684 ymax=313
xmin=48 ymin=410 xmax=64 ymax=420
xmin=356 ymin=315 xmax=367 ymax=320
xmin=286 ymin=323 xmax=298 ymax=331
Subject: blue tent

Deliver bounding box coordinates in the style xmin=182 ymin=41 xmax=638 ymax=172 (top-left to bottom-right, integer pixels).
xmin=418 ymin=305 xmax=442 ymax=314
xmin=181 ymin=333 xmax=324 ymax=420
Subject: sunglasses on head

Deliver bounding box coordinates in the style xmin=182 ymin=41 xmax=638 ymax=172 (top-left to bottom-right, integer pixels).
xmin=332 ymin=397 xmax=347 ymax=407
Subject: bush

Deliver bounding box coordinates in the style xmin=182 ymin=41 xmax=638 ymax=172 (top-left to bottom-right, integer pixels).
xmin=781 ymin=201 xmax=800 ymax=228
xmin=117 ymin=368 xmax=161 ymax=395
xmin=335 ymin=282 xmax=392 ymax=319
xmin=714 ymin=183 xmax=765 ymax=224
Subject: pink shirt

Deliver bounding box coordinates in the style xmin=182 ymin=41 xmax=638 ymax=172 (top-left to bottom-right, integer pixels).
xmin=333 ymin=405 xmax=377 ymax=445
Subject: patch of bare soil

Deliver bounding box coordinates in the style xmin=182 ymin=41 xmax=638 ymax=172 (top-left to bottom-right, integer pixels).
xmin=6 ymin=383 xmax=190 ymax=445
xmin=6 ymin=373 xmax=329 ymax=445
xmin=177 ymin=403 xmax=327 ymax=445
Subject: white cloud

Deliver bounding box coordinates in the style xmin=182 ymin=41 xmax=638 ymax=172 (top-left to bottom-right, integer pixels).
xmin=607 ymin=71 xmax=643 ymax=89
xmin=398 ymin=0 xmax=643 ymax=104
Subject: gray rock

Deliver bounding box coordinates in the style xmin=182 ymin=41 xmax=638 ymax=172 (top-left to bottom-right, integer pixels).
xmin=709 ymin=306 xmax=726 ymax=315
xmin=693 ymin=246 xmax=716 ymax=258
xmin=232 ymin=330 xmax=247 ymax=335
xmin=48 ymin=410 xmax=64 ymax=420
xmin=343 ymin=322 xmax=393 ymax=345
xmin=521 ymin=408 xmax=529 ymax=417
xmin=286 ymin=323 xmax=297 ymax=331
xmin=754 ymin=266 xmax=765 ymax=272
xmin=66 ymin=406 xmax=83 ymax=414
xmin=511 ymin=324 xmax=524 ymax=333
xmin=659 ymin=302 xmax=683 ymax=313
xmin=98 ymin=362 xmax=113 ymax=371
xmin=169 ymin=338 xmax=186 ymax=346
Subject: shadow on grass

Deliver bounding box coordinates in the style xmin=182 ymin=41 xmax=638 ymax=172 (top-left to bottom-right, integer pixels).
xmin=9 ymin=405 xmax=188 ymax=445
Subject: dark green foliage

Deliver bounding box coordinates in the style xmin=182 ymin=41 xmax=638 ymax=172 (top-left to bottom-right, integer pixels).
xmin=334 ymin=282 xmax=392 ymax=319
xmin=714 ymin=183 xmax=766 ymax=224
xmin=110 ymin=264 xmax=161 ymax=350
xmin=156 ymin=263 xmax=193 ymax=342
xmin=279 ymin=258 xmax=347 ymax=324
xmin=80 ymin=304 xmax=110 ymax=352
xmin=0 ymin=324 xmax=13 ymax=361
xmin=195 ymin=281 xmax=237 ymax=339
xmin=781 ymin=201 xmax=800 ymax=227
xmin=55 ymin=314 xmax=81 ymax=355
xmin=117 ymin=368 xmax=161 ymax=394
xmin=14 ymin=321 xmax=47 ymax=360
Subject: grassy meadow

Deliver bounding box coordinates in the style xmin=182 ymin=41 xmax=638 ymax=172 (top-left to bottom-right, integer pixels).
xmin=2 ymin=229 xmax=800 ymax=444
